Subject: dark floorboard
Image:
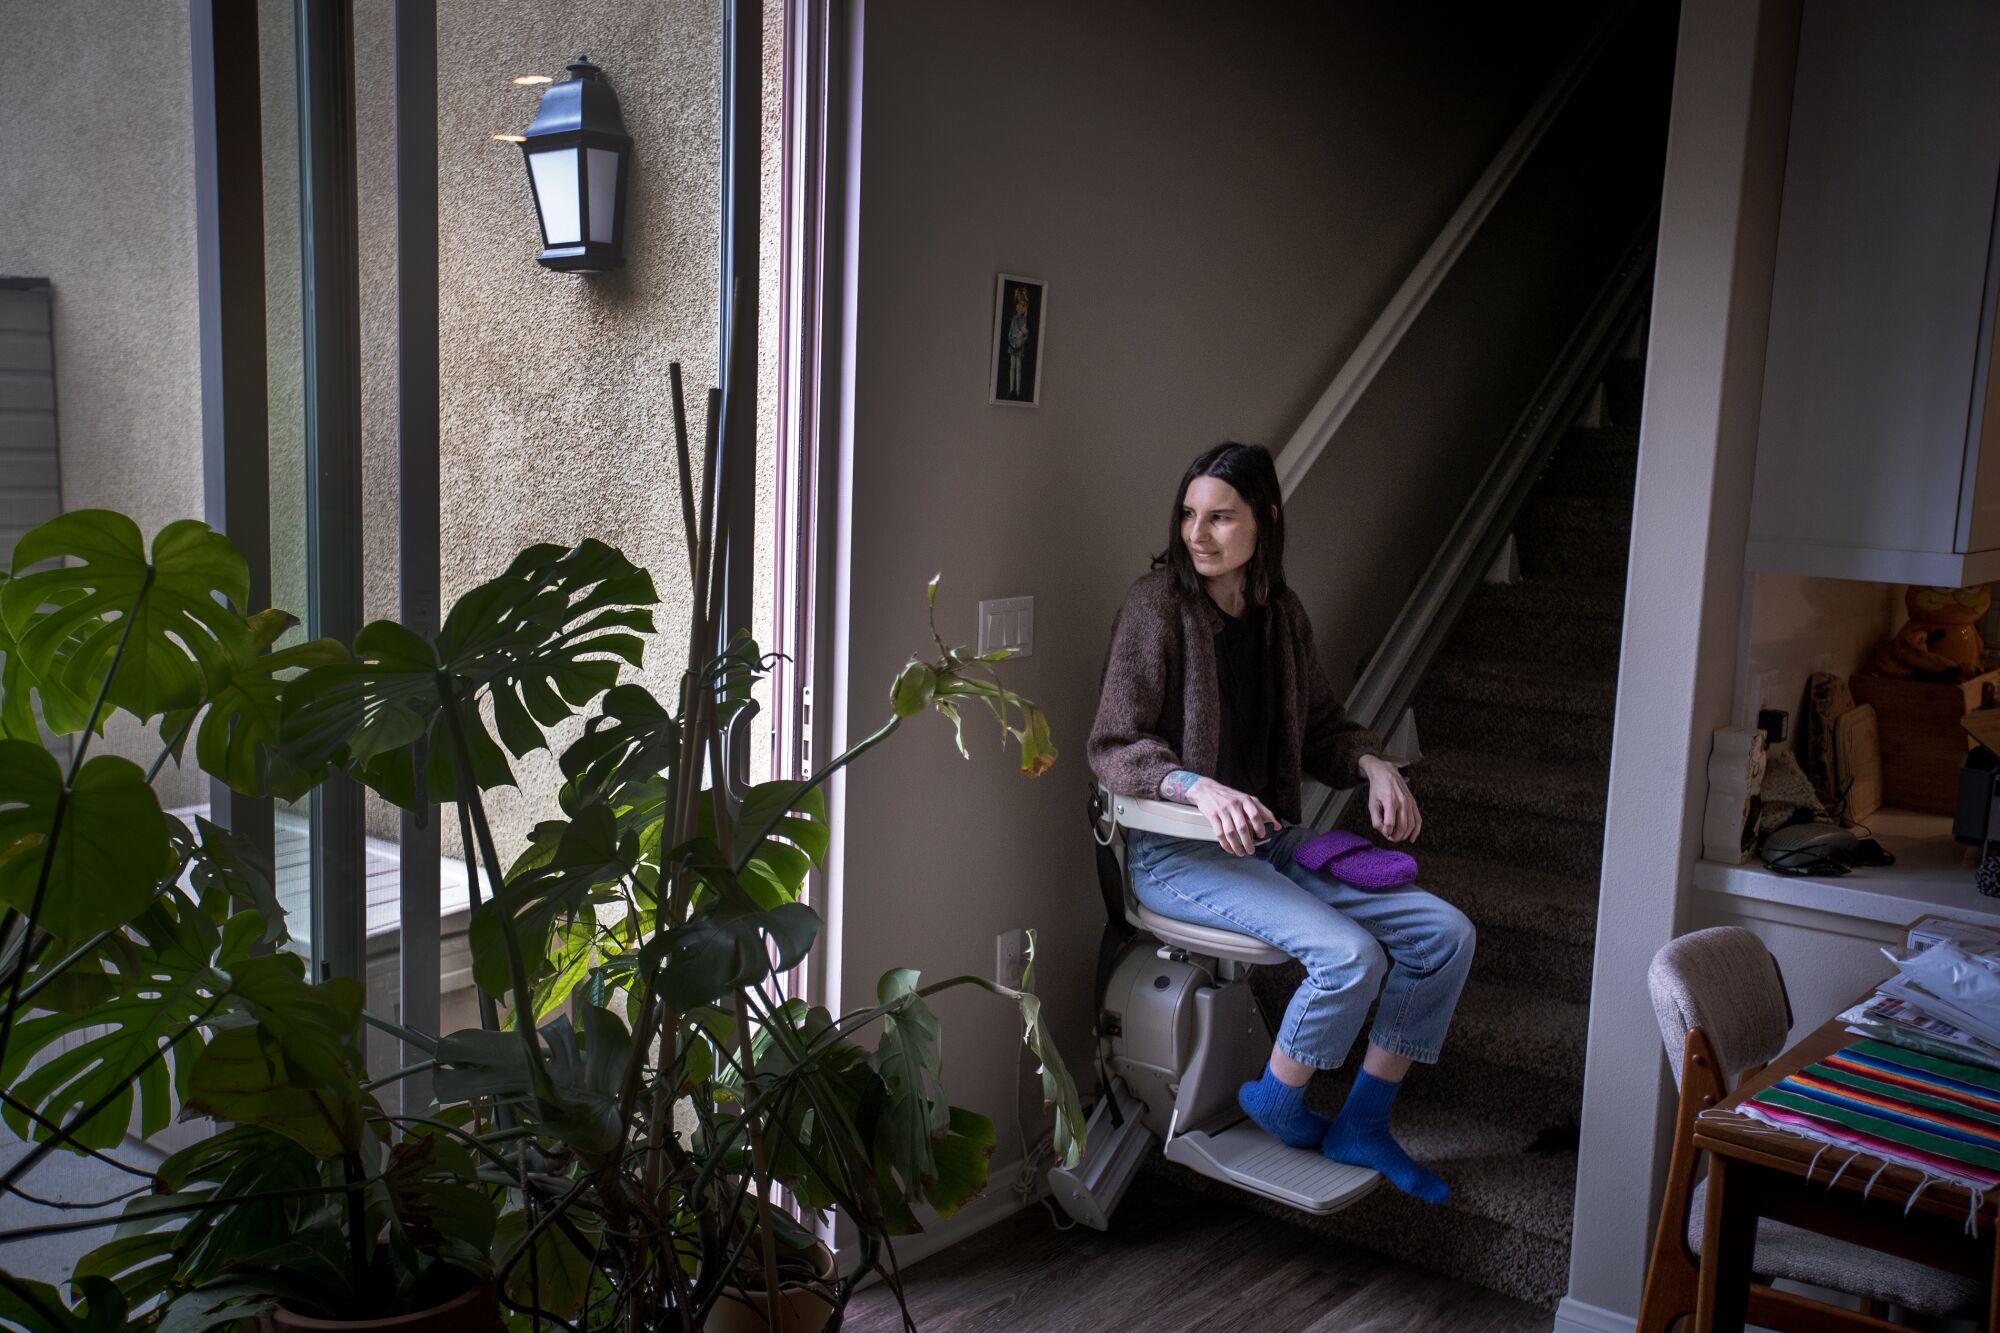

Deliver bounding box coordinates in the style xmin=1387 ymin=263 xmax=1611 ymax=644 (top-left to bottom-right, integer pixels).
xmin=839 ymin=1174 xmax=1555 ymax=1333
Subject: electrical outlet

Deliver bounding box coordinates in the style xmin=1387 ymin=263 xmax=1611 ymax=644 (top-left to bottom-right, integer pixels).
xmin=995 ymin=928 xmax=1030 ymax=988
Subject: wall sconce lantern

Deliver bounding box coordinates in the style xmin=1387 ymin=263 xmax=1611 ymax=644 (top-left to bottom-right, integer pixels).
xmin=516 ymin=55 xmax=632 ymax=272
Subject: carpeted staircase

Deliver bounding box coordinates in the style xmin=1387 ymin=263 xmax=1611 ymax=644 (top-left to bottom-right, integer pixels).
xmin=1144 ymin=344 xmax=1646 ymax=1309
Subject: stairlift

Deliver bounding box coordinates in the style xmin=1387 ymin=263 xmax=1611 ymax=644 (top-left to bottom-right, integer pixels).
xmin=1047 ymin=788 xmax=1381 ymax=1229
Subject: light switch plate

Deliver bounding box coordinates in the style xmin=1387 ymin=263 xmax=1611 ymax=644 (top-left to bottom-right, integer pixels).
xmin=978 ymin=596 xmax=1033 ymax=658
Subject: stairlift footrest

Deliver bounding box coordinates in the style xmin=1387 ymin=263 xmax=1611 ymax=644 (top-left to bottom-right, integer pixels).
xmin=1165 ymin=1123 xmax=1382 ymax=1215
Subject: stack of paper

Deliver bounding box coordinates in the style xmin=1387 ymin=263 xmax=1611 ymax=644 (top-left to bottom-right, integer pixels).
xmin=1835 ymin=916 xmax=2000 ymax=1072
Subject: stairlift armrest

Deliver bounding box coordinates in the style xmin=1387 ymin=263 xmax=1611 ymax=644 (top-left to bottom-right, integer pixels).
xmin=1102 ymin=787 xmax=1221 ymax=842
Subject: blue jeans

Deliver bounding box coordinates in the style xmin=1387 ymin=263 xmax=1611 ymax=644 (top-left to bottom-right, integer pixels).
xmin=1127 ymin=824 xmax=1475 ymax=1068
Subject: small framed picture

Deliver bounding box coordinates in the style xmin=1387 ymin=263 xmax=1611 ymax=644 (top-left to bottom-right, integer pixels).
xmin=989 ymin=273 xmax=1047 ymax=407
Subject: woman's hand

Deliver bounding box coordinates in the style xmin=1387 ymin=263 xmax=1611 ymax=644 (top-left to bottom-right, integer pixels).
xmin=1186 ymin=777 xmax=1278 ymax=857
xmin=1360 ymin=754 xmax=1421 ymax=843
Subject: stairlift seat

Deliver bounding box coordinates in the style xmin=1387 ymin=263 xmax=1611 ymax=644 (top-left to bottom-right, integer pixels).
xmin=1103 ymin=789 xmax=1291 ymax=965
xmin=1132 ymin=902 xmax=1289 ymax=966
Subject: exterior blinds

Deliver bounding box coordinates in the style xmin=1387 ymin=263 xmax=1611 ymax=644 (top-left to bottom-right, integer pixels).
xmin=0 ymin=279 xmax=60 ymax=568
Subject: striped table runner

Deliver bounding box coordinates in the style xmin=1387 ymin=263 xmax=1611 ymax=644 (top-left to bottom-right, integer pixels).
xmin=1732 ymin=1039 xmax=2000 ymax=1207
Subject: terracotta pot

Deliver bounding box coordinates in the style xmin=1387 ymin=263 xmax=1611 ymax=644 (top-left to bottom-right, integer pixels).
xmin=700 ymin=1240 xmax=838 ymax=1333
xmin=257 ymin=1280 xmax=500 ymax=1332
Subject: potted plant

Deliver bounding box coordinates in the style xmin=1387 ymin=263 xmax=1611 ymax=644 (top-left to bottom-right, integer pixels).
xmin=0 ymin=364 xmax=1086 ymax=1332
xmin=0 ymin=517 xmax=502 ymax=1331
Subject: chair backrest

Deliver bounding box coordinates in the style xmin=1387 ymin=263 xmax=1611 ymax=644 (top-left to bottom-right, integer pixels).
xmin=1647 ymin=926 xmax=1793 ymax=1093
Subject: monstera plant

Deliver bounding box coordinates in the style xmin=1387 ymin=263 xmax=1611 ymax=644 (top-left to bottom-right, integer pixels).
xmin=0 ymin=367 xmax=1083 ymax=1332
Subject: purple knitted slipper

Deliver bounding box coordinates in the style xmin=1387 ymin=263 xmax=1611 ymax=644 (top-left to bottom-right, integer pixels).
xmin=1294 ymin=830 xmax=1418 ymax=889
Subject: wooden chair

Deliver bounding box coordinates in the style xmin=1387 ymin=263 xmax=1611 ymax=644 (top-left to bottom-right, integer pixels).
xmin=1635 ymin=927 xmax=1981 ymax=1332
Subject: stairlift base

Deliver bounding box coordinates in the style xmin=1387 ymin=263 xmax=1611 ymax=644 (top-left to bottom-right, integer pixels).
xmin=1055 ymin=940 xmax=1382 ymax=1228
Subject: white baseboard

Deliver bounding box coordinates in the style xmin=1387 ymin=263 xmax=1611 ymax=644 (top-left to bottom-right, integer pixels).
xmin=839 ymin=1180 xmax=1037 ymax=1290
xmin=1554 ymin=1296 xmax=1636 ymax=1333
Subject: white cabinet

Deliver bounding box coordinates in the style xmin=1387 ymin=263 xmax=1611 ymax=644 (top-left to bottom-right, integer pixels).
xmin=1748 ymin=0 xmax=2000 ymax=586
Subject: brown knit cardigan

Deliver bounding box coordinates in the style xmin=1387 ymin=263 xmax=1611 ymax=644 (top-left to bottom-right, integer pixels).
xmin=1086 ymin=570 xmax=1383 ymax=824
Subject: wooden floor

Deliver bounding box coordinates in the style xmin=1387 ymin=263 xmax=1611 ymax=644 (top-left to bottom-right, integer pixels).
xmin=840 ymin=1174 xmax=1554 ymax=1333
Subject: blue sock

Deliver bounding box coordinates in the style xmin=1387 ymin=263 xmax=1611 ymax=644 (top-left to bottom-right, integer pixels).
xmin=1322 ymin=1070 xmax=1450 ymax=1203
xmin=1237 ymin=1064 xmax=1331 ymax=1148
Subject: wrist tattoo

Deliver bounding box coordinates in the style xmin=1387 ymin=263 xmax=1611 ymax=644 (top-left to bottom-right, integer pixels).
xmin=1161 ymin=770 xmax=1201 ymax=803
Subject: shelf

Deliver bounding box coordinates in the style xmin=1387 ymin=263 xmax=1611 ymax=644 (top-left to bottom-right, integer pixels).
xmin=1743 ymin=538 xmax=2000 ymax=587
xmin=1692 ymin=809 xmax=2000 ymax=929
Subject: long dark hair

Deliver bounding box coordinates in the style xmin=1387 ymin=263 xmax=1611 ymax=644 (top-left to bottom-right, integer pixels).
xmin=1153 ymin=441 xmax=1287 ymax=607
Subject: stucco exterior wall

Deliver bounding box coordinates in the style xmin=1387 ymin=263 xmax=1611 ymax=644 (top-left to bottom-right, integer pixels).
xmin=0 ymin=0 xmax=206 ymax=804
xmin=2 ymin=0 xmax=738 ymax=843
xmin=431 ymin=0 xmax=724 ymax=850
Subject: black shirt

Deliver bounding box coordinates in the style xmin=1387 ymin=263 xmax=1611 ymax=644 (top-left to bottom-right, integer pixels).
xmin=1211 ymin=599 xmax=1275 ymax=803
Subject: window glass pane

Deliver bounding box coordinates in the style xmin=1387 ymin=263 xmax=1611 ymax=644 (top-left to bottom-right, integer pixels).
xmin=530 ymin=147 xmax=582 ymax=244
xmin=260 ymin=0 xmax=313 ymax=966
xmin=587 ymin=146 xmax=619 ymax=243
xmin=354 ymin=0 xmax=403 ymax=1078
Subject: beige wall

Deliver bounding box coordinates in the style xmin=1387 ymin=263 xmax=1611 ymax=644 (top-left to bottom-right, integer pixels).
xmin=0 ymin=0 xmax=206 ymax=803
xmin=834 ymin=0 xmax=1601 ymax=1193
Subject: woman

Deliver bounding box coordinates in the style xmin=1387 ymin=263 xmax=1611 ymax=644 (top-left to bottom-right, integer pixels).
xmin=1087 ymin=442 xmax=1474 ymax=1203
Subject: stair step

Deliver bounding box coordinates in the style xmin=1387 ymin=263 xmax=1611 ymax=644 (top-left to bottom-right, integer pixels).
xmin=1140 ymin=1150 xmax=1575 ymax=1308
xmin=1441 ymin=976 xmax=1589 ymax=1087
xmin=1418 ymin=692 xmax=1614 ymax=764
xmin=1538 ymin=426 xmax=1638 ymax=500
xmin=1521 ymin=493 xmax=1632 ymax=538
xmin=1604 ymin=357 xmax=1645 ymax=427
xmin=1420 ymin=656 xmax=1619 ymax=719
xmin=1414 ymin=849 xmax=1599 ymax=947
xmin=1386 ymin=1100 xmax=1578 ymax=1243
xmin=1451 ymin=577 xmax=1627 ymax=676
xmin=1416 ymin=657 xmax=1617 ymax=762
xmin=1403 ymin=747 xmax=1610 ymax=833
xmin=1346 ymin=745 xmax=1608 ymax=880
xmin=1514 ymin=515 xmax=1631 ymax=581
xmin=1472 ymin=920 xmax=1595 ymax=1006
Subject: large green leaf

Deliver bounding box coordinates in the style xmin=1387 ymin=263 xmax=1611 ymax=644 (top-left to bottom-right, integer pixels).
xmin=558 ymin=682 xmax=681 ymax=808
xmin=1010 ymin=931 xmax=1086 ymax=1170
xmin=0 ymin=1274 xmax=126 ymax=1333
xmin=183 ymin=815 xmax=289 ymax=948
xmin=0 ymin=742 xmax=175 ymax=942
xmin=921 ymin=1105 xmax=998 ymax=1219
xmin=467 ymin=801 xmax=634 ymax=1000
xmin=434 ymin=1006 xmax=627 ymax=1159
xmin=2 ymin=510 xmax=251 ymax=721
xmin=185 ymin=608 xmax=348 ymax=801
xmin=868 ymin=969 xmax=950 ymax=1198
xmin=0 ymin=571 xmax=98 ymax=741
xmin=2 ymin=892 xmax=251 ymax=1149
xmin=79 ymin=1125 xmax=322 ymax=1314
xmin=640 ymin=902 xmax=822 ymax=1012
xmin=374 ymin=1131 xmax=497 ymax=1278
xmin=493 ymin=1208 xmax=598 ymax=1322
xmin=183 ymin=970 xmax=375 ymax=1158
xmin=277 ymin=539 xmax=656 ymax=808
xmin=722 ymin=781 xmax=829 ymax=908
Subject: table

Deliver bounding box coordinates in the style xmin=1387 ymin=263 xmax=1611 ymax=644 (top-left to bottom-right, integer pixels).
xmin=1692 ymin=1015 xmax=2000 ymax=1332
